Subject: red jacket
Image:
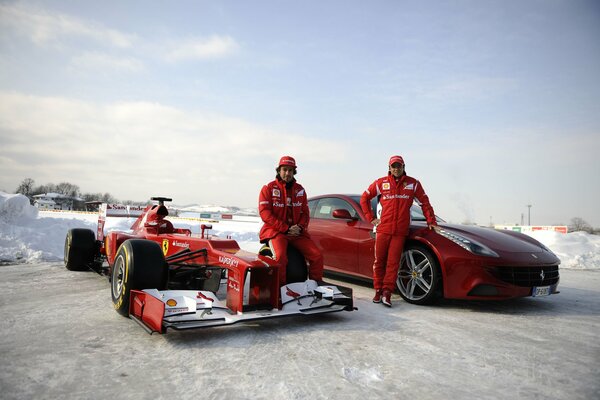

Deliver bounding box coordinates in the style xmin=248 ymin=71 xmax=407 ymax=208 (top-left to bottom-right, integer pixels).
xmin=360 ymin=173 xmax=436 ymax=236
xmin=259 ymin=178 xmax=310 ymax=242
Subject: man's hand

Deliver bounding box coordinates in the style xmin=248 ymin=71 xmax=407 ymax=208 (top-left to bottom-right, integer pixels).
xmin=288 ymin=224 xmax=302 ymax=236
xmin=428 ymin=224 xmax=440 ymax=231
xmin=371 ymin=218 xmax=380 ymax=226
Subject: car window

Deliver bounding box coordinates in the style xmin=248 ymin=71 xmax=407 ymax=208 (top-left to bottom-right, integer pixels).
xmin=313 ymin=198 xmax=358 ymax=220
xmin=308 ymin=199 xmax=318 ymax=218
xmin=349 ymin=195 xmax=377 ymax=217
xmin=351 ymin=195 xmax=443 ymax=223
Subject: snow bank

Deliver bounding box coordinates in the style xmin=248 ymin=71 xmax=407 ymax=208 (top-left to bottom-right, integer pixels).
xmin=0 ymin=192 xmax=261 ymax=263
xmin=0 ymin=192 xmax=598 ymax=269
xmin=527 ymin=230 xmax=600 ymax=270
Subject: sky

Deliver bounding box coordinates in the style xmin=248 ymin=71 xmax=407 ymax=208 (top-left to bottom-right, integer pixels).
xmin=0 ymin=0 xmax=599 ymax=227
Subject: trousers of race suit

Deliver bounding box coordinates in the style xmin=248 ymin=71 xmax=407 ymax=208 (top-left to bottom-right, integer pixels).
xmin=269 ymin=234 xmax=324 ymax=286
xmin=373 ymin=232 xmax=407 ymax=291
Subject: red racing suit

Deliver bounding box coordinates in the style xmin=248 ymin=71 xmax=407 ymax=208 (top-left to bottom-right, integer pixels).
xmin=360 ymin=172 xmax=437 ymax=291
xmin=259 ymin=177 xmax=323 ymax=285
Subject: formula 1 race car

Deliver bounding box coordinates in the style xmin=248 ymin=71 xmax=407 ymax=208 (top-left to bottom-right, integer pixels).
xmin=64 ymin=197 xmax=354 ymax=334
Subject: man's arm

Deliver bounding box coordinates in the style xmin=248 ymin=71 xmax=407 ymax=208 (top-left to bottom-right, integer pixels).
xmin=414 ymin=180 xmax=437 ymax=229
xmin=360 ymin=180 xmax=378 ymax=223
xmin=258 ymin=185 xmax=289 ymax=233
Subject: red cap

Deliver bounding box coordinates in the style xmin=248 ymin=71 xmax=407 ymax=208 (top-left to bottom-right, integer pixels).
xmin=278 ymin=156 xmax=296 ymax=168
xmin=389 ymin=155 xmax=404 ymax=166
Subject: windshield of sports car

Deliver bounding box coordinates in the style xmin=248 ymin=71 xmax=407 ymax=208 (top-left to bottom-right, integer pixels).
xmin=349 ymin=196 xmax=444 ymax=222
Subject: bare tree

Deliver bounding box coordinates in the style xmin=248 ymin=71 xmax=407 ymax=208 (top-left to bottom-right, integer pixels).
xmin=569 ymin=217 xmax=592 ymax=233
xmin=15 ymin=178 xmax=35 ymax=196
xmin=55 ymin=182 xmax=80 ymax=197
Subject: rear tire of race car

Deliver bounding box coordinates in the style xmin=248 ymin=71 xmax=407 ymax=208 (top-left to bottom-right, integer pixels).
xmin=111 ymin=239 xmax=168 ymax=317
xmin=286 ymin=245 xmax=308 ymax=284
xmin=396 ymin=244 xmax=442 ymax=305
xmin=64 ymin=228 xmax=96 ymax=271
xmin=258 ymin=242 xmax=308 ymax=284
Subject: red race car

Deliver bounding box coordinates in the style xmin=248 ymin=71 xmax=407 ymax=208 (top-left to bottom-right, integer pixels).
xmin=63 ymin=197 xmax=354 ymax=333
xmin=307 ymin=194 xmax=560 ymax=305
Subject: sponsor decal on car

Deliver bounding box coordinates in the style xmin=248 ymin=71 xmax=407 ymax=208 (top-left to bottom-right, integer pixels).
xmin=172 ymin=241 xmax=190 ymax=249
xmin=166 ymin=299 xmax=177 ymax=307
xmin=219 ymin=255 xmax=239 ymax=268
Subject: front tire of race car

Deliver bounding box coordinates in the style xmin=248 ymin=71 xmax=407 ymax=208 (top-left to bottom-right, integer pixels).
xmin=64 ymin=228 xmax=96 ymax=271
xmin=396 ymin=244 xmax=442 ymax=305
xmin=111 ymin=239 xmax=168 ymax=317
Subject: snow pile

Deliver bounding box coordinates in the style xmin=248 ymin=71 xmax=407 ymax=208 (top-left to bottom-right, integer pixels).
xmin=527 ymin=230 xmax=600 ymax=270
xmin=0 ymin=192 xmax=38 ymax=222
xmin=0 ymin=192 xmax=261 ymax=263
xmin=0 ymin=192 xmax=598 ymax=269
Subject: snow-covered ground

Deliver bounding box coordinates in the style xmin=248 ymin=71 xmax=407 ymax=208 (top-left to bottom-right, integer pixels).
xmin=1 ymin=192 xmax=599 ymax=399
xmin=1 ymin=192 xmax=599 ymax=269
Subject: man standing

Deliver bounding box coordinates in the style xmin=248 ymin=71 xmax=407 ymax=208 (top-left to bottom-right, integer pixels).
xmin=360 ymin=155 xmax=438 ymax=307
xmin=259 ymin=156 xmax=324 ymax=286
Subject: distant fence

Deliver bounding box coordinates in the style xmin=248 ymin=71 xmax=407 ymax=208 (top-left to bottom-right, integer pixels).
xmin=495 ymin=225 xmax=568 ymax=234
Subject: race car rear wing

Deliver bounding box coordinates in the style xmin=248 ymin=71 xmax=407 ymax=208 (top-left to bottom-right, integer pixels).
xmin=97 ymin=203 xmax=147 ymax=241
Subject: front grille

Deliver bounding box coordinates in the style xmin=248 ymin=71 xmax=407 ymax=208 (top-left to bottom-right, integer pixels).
xmin=494 ymin=265 xmax=559 ymax=287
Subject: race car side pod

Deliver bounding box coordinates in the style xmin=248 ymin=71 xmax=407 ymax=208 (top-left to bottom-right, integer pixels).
xmin=165 ymin=248 xmax=208 ymax=264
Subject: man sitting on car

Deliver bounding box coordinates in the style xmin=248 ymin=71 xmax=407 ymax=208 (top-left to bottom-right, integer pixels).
xmin=258 ymin=156 xmax=324 ymax=286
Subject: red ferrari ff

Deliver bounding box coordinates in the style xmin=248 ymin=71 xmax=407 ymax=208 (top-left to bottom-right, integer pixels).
xmin=307 ymin=194 xmax=560 ymax=305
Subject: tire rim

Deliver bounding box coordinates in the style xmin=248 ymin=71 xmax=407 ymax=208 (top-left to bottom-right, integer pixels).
xmin=397 ymin=248 xmax=433 ymax=301
xmin=112 ymin=255 xmax=125 ymax=298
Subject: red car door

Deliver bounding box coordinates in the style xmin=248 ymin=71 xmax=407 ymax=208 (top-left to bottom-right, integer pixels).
xmin=308 ymin=197 xmax=360 ymax=274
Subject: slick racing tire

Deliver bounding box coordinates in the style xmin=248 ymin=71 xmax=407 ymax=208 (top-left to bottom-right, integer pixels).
xmin=258 ymin=242 xmax=308 ymax=284
xmin=396 ymin=244 xmax=442 ymax=305
xmin=111 ymin=239 xmax=168 ymax=317
xmin=286 ymin=245 xmax=308 ymax=284
xmin=64 ymin=228 xmax=96 ymax=271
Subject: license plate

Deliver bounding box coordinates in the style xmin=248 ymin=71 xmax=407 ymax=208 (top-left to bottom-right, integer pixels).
xmin=532 ymin=285 xmax=551 ymax=297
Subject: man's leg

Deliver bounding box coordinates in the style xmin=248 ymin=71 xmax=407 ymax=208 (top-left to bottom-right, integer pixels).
xmin=269 ymin=234 xmax=289 ymax=286
xmin=373 ymin=233 xmax=392 ymax=292
xmin=381 ymin=235 xmax=406 ymax=306
xmin=290 ymin=236 xmax=324 ymax=281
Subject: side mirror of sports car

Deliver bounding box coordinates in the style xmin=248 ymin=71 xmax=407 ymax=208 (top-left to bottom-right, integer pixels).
xmin=332 ymin=209 xmax=356 ymax=220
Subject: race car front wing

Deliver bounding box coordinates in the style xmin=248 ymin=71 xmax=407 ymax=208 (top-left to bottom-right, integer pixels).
xmin=129 ymin=280 xmax=355 ymax=334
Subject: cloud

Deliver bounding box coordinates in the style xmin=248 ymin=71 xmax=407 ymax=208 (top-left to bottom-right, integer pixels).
xmin=0 ymin=91 xmax=345 ymax=205
xmin=163 ymin=35 xmax=240 ymax=62
xmin=0 ymin=3 xmax=135 ymax=48
xmin=69 ymin=52 xmax=144 ymax=74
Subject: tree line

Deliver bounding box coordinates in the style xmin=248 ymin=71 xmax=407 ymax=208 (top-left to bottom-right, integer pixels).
xmin=14 ymin=178 xmax=145 ymax=209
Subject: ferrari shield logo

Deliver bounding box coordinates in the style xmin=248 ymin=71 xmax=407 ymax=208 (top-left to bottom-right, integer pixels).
xmin=162 ymin=239 xmax=169 ymax=255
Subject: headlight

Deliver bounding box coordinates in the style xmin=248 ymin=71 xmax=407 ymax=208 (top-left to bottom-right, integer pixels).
xmin=437 ymin=229 xmax=499 ymax=257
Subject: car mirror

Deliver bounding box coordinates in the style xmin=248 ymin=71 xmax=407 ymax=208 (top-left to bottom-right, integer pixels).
xmin=332 ymin=209 xmax=355 ymax=220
